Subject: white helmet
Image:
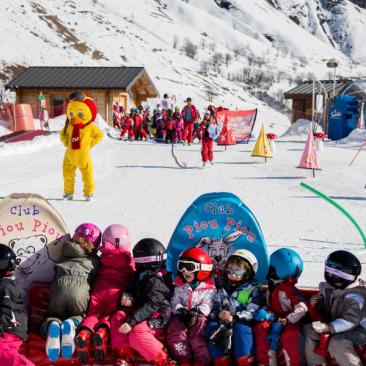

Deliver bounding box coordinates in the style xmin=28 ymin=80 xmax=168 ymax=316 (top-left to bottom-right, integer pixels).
xmin=230 ymin=249 xmax=258 ymax=274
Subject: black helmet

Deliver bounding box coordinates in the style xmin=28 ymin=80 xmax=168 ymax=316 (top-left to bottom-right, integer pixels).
xmin=325 ymin=250 xmax=361 ymax=289
xmin=0 ymin=244 xmax=19 ymax=277
xmin=133 ymin=238 xmax=167 ymax=273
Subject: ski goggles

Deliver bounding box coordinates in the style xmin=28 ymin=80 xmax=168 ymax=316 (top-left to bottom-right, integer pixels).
xmin=67 ymin=91 xmax=92 ymax=102
xmin=226 ymin=268 xmax=246 ymax=277
xmin=177 ymin=260 xmax=212 ymax=273
xmin=325 ymin=265 xmax=356 ymax=281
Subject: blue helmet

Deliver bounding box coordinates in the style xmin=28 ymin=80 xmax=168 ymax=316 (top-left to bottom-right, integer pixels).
xmin=267 ymin=248 xmax=303 ymax=281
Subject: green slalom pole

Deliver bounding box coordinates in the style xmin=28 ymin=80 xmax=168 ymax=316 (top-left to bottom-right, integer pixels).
xmin=300 ymin=182 xmax=366 ymax=248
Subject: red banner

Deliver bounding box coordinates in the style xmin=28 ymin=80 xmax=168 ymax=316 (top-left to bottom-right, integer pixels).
xmin=216 ymin=109 xmax=257 ymax=144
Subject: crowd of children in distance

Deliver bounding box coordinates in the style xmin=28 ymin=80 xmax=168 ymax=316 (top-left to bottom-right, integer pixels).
xmin=0 ymin=222 xmax=365 ymax=366
xmin=113 ymin=94 xmax=219 ymax=168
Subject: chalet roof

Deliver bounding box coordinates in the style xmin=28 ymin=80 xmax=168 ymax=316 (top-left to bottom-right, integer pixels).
xmin=284 ymin=80 xmax=350 ymax=98
xmin=5 ymin=66 xmax=158 ymax=95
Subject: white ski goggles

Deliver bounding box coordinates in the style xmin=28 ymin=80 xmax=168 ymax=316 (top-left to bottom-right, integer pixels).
xmin=134 ymin=253 xmax=167 ymax=264
xmin=325 ymin=265 xmax=356 ymax=281
xmin=177 ymin=260 xmax=212 ymax=273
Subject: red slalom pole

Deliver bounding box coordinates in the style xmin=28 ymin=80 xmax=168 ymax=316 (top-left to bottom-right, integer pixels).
xmin=349 ymin=140 xmax=366 ymax=166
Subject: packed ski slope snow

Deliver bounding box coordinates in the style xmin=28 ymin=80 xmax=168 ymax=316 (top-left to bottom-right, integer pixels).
xmin=0 ymin=118 xmax=365 ymax=287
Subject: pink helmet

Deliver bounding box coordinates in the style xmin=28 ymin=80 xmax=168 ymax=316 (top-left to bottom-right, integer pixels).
xmin=101 ymin=224 xmax=131 ymax=254
xmin=72 ymin=223 xmax=102 ymax=247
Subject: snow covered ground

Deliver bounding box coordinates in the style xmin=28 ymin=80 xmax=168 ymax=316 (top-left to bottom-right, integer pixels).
xmin=0 ymin=117 xmax=365 ymax=287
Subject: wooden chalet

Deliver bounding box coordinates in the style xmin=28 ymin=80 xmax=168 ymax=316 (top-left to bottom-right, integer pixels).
xmin=5 ymin=66 xmax=159 ymax=125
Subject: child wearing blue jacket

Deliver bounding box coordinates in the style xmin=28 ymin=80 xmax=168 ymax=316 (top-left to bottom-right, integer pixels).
xmin=206 ymin=249 xmax=263 ymax=366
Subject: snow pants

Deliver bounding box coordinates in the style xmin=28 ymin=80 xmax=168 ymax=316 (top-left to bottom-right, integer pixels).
xmin=183 ymin=122 xmax=194 ymax=144
xmin=201 ymin=138 xmax=213 ymax=162
xmin=0 ymin=333 xmax=35 ymax=366
xmin=206 ymin=320 xmax=254 ymax=360
xmin=120 ymin=128 xmax=134 ymax=140
xmin=110 ymin=310 xmax=165 ymax=362
xmin=134 ymin=129 xmax=148 ymax=140
xmin=304 ymin=323 xmax=366 ymax=366
xmin=81 ymin=288 xmax=123 ymax=332
xmin=174 ymin=128 xmax=182 ymax=143
xmin=166 ymin=315 xmax=210 ymax=365
xmin=255 ymin=321 xmax=305 ymax=366
xmin=63 ymin=154 xmax=94 ymax=196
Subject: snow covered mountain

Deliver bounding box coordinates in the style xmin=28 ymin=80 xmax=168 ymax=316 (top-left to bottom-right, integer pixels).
xmin=270 ymin=0 xmax=366 ymax=63
xmin=1 ymin=0 xmax=366 ymax=122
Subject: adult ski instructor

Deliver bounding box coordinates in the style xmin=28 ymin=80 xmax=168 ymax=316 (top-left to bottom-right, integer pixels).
xmin=61 ymin=91 xmax=104 ymax=201
xmin=182 ymin=97 xmax=198 ymax=146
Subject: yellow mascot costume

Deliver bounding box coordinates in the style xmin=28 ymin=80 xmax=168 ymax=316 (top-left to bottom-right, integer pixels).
xmin=60 ymin=91 xmax=104 ymax=201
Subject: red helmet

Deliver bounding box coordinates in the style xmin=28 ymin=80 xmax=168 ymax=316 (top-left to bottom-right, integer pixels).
xmin=177 ymin=247 xmax=213 ymax=281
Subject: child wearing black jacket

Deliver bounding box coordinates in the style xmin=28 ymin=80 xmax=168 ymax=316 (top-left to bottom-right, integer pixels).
xmin=0 ymin=243 xmax=35 ymax=366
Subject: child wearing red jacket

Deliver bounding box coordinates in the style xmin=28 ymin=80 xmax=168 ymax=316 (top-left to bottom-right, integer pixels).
xmin=194 ymin=111 xmax=219 ymax=168
xmin=120 ymin=114 xmax=134 ymax=141
xmin=75 ymin=224 xmax=135 ymax=363
xmin=254 ymin=248 xmax=307 ymax=366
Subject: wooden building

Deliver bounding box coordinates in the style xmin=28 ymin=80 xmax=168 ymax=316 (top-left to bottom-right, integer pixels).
xmin=284 ymin=80 xmax=350 ymax=124
xmin=5 ymin=66 xmax=159 ymax=125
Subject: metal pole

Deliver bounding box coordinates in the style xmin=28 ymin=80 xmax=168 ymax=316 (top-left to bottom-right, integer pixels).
xmin=333 ymin=67 xmax=336 ymax=100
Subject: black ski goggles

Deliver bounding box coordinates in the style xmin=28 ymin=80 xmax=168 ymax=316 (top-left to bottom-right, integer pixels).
xmin=67 ymin=91 xmax=91 ymax=102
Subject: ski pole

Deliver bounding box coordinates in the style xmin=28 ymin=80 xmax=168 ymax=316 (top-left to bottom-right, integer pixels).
xmin=349 ymin=140 xmax=366 ymax=166
xmin=300 ymin=182 xmax=366 ymax=248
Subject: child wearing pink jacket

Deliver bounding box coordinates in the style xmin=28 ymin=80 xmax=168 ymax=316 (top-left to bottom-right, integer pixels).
xmin=75 ymin=224 xmax=135 ymax=363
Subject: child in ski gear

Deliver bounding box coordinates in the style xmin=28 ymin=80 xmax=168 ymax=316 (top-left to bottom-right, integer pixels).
xmin=0 ymin=243 xmax=35 ymax=366
xmin=254 ymin=248 xmax=307 ymax=366
xmin=167 ymin=247 xmax=215 ymax=366
xmin=60 ymin=91 xmax=104 ymax=201
xmin=154 ymin=108 xmax=164 ymax=141
xmin=75 ymin=224 xmax=135 ymax=363
xmin=43 ymin=223 xmax=101 ymax=361
xmin=182 ymin=97 xmax=198 ymax=145
xmin=120 ymin=113 xmax=134 ymax=141
xmin=206 ymin=249 xmax=263 ymax=366
xmin=304 ymin=250 xmax=366 ymax=366
xmin=194 ymin=110 xmax=219 ymax=168
xmin=114 ymin=238 xmax=176 ymax=366
xmin=164 ymin=110 xmax=175 ymax=143
xmin=132 ymin=108 xmax=148 ymax=141
xmin=173 ymin=107 xmax=183 ymax=143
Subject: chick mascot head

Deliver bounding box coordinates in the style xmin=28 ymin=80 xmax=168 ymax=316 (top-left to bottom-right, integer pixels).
xmin=61 ymin=91 xmax=104 ymax=201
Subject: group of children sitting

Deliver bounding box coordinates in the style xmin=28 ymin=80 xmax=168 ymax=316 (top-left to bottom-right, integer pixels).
xmin=0 ymin=222 xmax=364 ymax=366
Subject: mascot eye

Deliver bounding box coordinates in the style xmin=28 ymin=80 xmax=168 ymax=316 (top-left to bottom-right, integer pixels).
xmin=78 ymin=112 xmax=84 ymax=118
xmin=69 ymin=111 xmax=74 ymax=118
xmin=17 ymin=248 xmax=25 ymax=256
xmin=26 ymin=247 xmax=35 ymax=255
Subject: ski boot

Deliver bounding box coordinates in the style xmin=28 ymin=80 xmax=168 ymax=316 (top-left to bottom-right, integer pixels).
xmin=85 ymin=195 xmax=93 ymax=201
xmin=202 ymin=162 xmax=207 ymax=169
xmin=93 ymin=326 xmax=109 ymax=361
xmin=63 ymin=193 xmax=73 ymax=201
xmin=153 ymin=348 xmax=177 ymax=366
xmin=46 ymin=321 xmax=61 ymax=361
xmin=75 ymin=328 xmax=92 ymax=363
xmin=61 ymin=319 xmax=76 ymax=359
xmin=115 ymin=346 xmax=136 ymax=366
xmin=209 ymin=160 xmax=214 ymax=166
